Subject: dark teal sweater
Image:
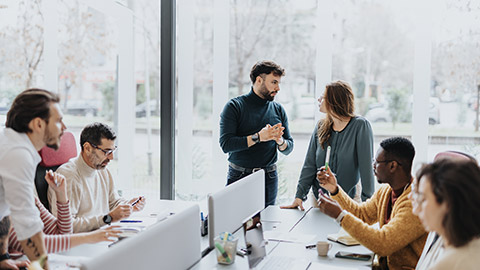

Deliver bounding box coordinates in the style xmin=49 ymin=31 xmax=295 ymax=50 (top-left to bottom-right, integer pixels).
xmin=295 ymin=117 xmax=375 ymax=201
xmin=219 ymin=89 xmax=293 ymax=168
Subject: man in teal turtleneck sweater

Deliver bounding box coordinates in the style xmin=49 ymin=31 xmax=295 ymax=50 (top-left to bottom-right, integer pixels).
xmin=219 ymin=60 xmax=294 ymax=207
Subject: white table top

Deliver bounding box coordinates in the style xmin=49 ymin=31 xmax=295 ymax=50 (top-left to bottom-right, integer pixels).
xmin=193 ymin=206 xmax=373 ymax=269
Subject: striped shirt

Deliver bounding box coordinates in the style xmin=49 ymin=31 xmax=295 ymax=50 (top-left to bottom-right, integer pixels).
xmin=8 ymin=197 xmax=72 ymax=254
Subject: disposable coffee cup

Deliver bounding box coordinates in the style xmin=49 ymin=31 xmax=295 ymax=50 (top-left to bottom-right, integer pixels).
xmin=316 ymin=241 xmax=332 ymax=256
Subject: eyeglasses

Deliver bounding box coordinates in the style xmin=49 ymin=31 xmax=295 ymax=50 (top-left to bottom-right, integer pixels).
xmin=90 ymin=143 xmax=117 ymax=156
xmin=372 ymin=159 xmax=403 ymax=166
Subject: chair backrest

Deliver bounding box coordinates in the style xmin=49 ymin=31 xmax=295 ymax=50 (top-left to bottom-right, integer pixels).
xmin=433 ymin=151 xmax=477 ymax=164
xmin=35 ymin=131 xmax=77 ymax=210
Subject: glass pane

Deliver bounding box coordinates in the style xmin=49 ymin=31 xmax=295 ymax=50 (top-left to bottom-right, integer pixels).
xmin=429 ymin=0 xmax=480 ymax=160
xmin=332 ymin=1 xmax=415 ymax=140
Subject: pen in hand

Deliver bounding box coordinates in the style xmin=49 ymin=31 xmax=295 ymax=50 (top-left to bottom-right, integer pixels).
xmin=131 ymin=196 xmax=143 ymax=206
xmin=48 ymin=169 xmax=59 ymax=187
xmin=325 ymin=146 xmax=331 ymax=171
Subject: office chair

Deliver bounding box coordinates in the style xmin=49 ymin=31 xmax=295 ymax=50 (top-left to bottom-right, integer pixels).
xmin=433 ymin=150 xmax=477 ymax=164
xmin=35 ymin=131 xmax=77 ymax=210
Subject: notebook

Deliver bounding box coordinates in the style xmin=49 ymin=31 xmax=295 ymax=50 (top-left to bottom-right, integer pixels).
xmin=243 ymin=214 xmax=311 ymax=270
xmin=327 ymin=228 xmax=360 ymax=246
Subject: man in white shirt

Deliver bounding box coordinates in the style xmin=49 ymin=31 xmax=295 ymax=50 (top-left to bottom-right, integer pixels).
xmin=0 ymin=89 xmax=66 ymax=269
xmin=48 ymin=122 xmax=146 ymax=233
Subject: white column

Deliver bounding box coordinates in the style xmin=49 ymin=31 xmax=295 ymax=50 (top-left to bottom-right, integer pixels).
xmin=412 ymin=0 xmax=433 ymax=166
xmin=82 ymin=0 xmax=136 ymax=191
xmin=177 ymin=0 xmax=194 ymax=195
xmin=116 ymin=6 xmax=135 ymax=191
xmin=212 ymin=0 xmax=230 ymax=188
xmin=314 ymin=0 xmax=333 ymax=121
xmin=43 ymin=0 xmax=58 ymax=93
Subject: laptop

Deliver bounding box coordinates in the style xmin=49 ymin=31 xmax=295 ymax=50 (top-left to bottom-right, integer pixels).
xmin=243 ymin=213 xmax=311 ymax=270
xmin=81 ymin=204 xmax=201 ymax=270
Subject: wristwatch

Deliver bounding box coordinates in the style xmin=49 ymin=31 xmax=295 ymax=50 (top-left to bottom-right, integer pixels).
xmin=0 ymin=253 xmax=10 ymax=262
xmin=252 ymin=132 xmax=260 ymax=144
xmin=103 ymin=214 xmax=112 ymax=225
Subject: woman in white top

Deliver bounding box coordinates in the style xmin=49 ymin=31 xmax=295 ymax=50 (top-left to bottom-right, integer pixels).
xmin=411 ymin=151 xmax=477 ymax=270
xmin=413 ymin=159 xmax=480 ymax=270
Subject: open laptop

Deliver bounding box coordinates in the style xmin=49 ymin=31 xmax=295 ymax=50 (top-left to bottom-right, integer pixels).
xmin=81 ymin=204 xmax=201 ymax=270
xmin=243 ymin=213 xmax=311 ymax=270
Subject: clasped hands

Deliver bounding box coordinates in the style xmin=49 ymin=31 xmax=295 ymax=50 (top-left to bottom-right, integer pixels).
xmin=259 ymin=123 xmax=285 ymax=144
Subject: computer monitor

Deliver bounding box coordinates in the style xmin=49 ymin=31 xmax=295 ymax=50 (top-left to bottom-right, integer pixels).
xmin=208 ymin=170 xmax=265 ymax=249
xmin=81 ymin=204 xmax=201 ymax=270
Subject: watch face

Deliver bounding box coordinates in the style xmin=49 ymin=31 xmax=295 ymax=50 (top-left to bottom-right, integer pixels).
xmin=104 ymin=215 xmax=112 ymax=224
xmin=252 ymin=133 xmax=259 ymax=142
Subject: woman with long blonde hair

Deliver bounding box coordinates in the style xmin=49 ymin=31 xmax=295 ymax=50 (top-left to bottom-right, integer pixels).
xmin=282 ymin=80 xmax=374 ymax=210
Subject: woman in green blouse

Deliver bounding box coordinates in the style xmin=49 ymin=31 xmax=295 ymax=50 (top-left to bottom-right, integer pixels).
xmin=281 ymin=80 xmax=375 ymax=210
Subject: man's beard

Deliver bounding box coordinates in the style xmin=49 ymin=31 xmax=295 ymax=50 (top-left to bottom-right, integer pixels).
xmin=44 ymin=127 xmax=61 ymax=150
xmin=259 ymin=82 xmax=276 ymax=101
xmin=90 ymin=153 xmax=109 ymax=170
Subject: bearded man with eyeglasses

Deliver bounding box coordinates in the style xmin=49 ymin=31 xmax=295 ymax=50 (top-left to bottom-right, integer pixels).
xmin=48 ymin=122 xmax=146 ymax=233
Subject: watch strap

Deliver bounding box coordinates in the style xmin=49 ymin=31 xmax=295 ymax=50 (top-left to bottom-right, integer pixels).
xmin=0 ymin=253 xmax=10 ymax=262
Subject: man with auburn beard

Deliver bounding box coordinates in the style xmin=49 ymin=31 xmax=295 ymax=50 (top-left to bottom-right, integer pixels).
xmin=0 ymin=89 xmax=66 ymax=269
xmin=219 ymin=61 xmax=294 ymax=207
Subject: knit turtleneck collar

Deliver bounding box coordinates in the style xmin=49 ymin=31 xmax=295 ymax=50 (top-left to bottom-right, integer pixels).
xmin=75 ymin=154 xmax=97 ymax=178
xmin=246 ymin=87 xmax=269 ymax=105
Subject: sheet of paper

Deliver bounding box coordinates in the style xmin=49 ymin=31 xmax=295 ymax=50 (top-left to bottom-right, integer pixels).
xmin=263 ymin=230 xmax=315 ymax=244
xmin=48 ymin=253 xmax=89 ymax=270
xmin=308 ymin=262 xmax=359 ymax=270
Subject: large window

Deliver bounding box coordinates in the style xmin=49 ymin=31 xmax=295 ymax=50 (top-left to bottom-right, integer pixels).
xmin=0 ymin=0 xmax=160 ymax=199
xmin=175 ymin=0 xmax=480 ymax=204
xmin=429 ymin=0 xmax=480 ymax=160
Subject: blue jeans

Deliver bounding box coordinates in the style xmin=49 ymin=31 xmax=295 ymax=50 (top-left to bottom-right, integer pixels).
xmin=226 ymin=165 xmax=278 ymax=207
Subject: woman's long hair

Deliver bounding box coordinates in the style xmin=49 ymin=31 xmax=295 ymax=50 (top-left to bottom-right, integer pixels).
xmin=317 ymin=80 xmax=355 ymax=148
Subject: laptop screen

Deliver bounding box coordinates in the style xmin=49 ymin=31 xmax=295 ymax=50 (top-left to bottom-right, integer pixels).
xmin=243 ymin=213 xmax=267 ymax=269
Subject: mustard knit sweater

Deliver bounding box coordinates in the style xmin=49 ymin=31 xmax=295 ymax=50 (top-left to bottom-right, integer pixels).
xmin=332 ymin=184 xmax=427 ymax=270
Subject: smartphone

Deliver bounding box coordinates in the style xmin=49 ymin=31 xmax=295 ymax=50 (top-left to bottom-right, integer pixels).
xmin=335 ymin=251 xmax=371 ymax=261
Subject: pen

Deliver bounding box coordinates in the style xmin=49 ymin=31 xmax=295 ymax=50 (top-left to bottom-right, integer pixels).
xmin=48 ymin=170 xmax=59 ymax=187
xmin=201 ymin=212 xmax=204 ymax=221
xmin=215 ymin=242 xmax=231 ymax=263
xmin=305 ymin=244 xmax=316 ymax=249
xmin=120 ymin=220 xmax=142 ymax=223
xmin=131 ymin=196 xmax=143 ymax=206
xmin=325 ymin=146 xmax=331 ymax=171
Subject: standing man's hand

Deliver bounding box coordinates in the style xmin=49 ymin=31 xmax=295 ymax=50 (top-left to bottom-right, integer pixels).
xmin=259 ymin=123 xmax=284 ymax=142
xmin=280 ymin=198 xmax=305 ymax=211
xmin=317 ymin=166 xmax=339 ymax=194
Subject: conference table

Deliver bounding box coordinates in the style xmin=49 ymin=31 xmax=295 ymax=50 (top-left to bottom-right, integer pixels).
xmin=193 ymin=206 xmax=373 ymax=269
xmin=48 ymin=200 xmax=372 ymax=269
